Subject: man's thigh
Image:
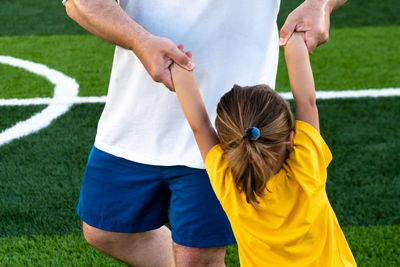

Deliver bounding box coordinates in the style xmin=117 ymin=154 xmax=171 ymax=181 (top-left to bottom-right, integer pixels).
xmin=77 ymin=146 xmax=171 ymax=233
xmin=77 ymin=146 xmax=235 ymax=248
xmin=166 ymin=166 xmax=235 ymax=248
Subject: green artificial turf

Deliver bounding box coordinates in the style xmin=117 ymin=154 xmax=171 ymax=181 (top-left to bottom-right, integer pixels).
xmin=0 ymin=105 xmax=46 ymax=132
xmin=278 ymin=0 xmax=400 ymax=28
xmin=0 ymin=0 xmax=86 ymax=36
xmin=275 ymin=26 xmax=400 ymax=91
xmin=345 ymin=225 xmax=400 ymax=266
xmin=0 ymin=104 xmax=102 ymax=236
xmin=0 ymin=64 xmax=54 ymax=99
xmin=0 ymin=35 xmax=114 ymax=97
xmin=0 ymin=0 xmax=399 ymax=36
xmin=1 ymin=225 xmax=399 ymax=266
xmin=318 ymin=97 xmax=400 ymax=226
xmin=0 ymin=233 xmax=124 ymax=266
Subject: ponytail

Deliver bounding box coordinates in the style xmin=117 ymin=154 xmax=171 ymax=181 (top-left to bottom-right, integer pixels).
xmin=215 ymin=85 xmax=293 ymax=205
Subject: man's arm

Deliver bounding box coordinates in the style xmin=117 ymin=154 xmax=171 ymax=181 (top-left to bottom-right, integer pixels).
xmin=284 ymin=32 xmax=319 ymax=132
xmin=280 ymin=0 xmax=347 ymax=54
xmin=170 ymin=64 xmax=219 ymax=161
xmin=64 ymin=0 xmax=194 ymax=90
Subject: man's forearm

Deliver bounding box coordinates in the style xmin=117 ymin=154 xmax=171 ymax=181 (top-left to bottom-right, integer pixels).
xmin=306 ymin=0 xmax=347 ymax=13
xmin=65 ymin=0 xmax=150 ymax=53
xmin=65 ymin=0 xmax=194 ymax=91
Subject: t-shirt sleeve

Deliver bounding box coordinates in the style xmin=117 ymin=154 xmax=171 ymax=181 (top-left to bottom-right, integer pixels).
xmin=284 ymin=120 xmax=332 ymax=193
xmin=205 ymin=145 xmax=232 ymax=204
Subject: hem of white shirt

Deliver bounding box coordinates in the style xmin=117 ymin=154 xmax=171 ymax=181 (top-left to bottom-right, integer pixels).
xmin=94 ymin=140 xmax=206 ymax=170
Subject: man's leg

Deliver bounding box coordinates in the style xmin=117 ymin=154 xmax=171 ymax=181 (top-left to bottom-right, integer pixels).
xmin=167 ymin=167 xmax=235 ymax=267
xmin=173 ymin=243 xmax=226 ymax=267
xmin=77 ymin=147 xmax=175 ymax=266
xmin=83 ymin=222 xmax=174 ymax=267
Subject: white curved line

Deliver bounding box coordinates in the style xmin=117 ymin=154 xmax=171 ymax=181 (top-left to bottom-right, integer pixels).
xmin=0 ymin=56 xmax=79 ymax=146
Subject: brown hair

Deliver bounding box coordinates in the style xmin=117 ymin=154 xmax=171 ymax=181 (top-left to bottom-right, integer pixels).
xmin=215 ymin=84 xmax=294 ymax=205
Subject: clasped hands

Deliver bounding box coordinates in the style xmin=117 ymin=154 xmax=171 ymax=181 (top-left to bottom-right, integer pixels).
xmin=142 ymin=0 xmax=331 ymax=91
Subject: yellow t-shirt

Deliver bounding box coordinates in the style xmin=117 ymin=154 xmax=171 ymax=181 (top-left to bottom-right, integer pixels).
xmin=205 ymin=120 xmax=356 ymax=267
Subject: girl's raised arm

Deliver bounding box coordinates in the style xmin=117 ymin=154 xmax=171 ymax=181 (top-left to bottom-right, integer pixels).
xmin=284 ymin=32 xmax=319 ymax=132
xmin=171 ymin=64 xmax=219 ymax=161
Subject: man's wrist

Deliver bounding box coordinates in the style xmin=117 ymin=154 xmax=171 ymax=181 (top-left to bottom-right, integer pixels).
xmin=304 ymin=0 xmax=344 ymax=13
xmin=129 ymin=23 xmax=152 ymax=53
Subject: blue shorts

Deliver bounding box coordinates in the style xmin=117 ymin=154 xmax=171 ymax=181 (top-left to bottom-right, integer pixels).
xmin=77 ymin=146 xmax=235 ymax=248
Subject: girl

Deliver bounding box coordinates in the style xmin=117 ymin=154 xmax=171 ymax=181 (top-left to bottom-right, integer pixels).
xmin=171 ymin=32 xmax=356 ymax=266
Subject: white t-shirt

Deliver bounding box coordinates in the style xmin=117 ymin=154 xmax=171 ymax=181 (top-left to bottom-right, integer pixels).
xmin=95 ymin=0 xmax=281 ymax=169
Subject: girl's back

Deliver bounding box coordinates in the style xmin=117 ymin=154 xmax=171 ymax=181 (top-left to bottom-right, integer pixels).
xmin=206 ymin=120 xmax=355 ymax=266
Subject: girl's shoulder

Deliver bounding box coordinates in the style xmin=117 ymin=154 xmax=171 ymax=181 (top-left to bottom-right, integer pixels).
xmin=283 ymin=120 xmax=332 ymax=191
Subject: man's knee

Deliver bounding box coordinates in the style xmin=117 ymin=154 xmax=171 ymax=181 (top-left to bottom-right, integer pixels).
xmin=82 ymin=222 xmax=112 ymax=251
xmin=81 ymin=223 xmax=174 ymax=266
xmin=173 ymin=243 xmax=226 ymax=267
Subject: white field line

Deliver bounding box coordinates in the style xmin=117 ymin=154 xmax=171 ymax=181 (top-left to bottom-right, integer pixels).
xmin=281 ymin=88 xmax=400 ymax=100
xmin=0 ymin=55 xmax=78 ymax=146
xmin=1 ymin=88 xmax=400 ymax=106
xmin=0 ymin=96 xmax=107 ymax=106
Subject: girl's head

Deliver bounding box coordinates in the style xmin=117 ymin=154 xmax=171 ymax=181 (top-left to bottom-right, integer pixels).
xmin=215 ymin=84 xmax=294 ymax=205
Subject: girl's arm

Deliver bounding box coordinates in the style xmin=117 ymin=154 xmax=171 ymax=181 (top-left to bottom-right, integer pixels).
xmin=171 ymin=64 xmax=219 ymax=161
xmin=284 ymin=32 xmax=320 ymax=132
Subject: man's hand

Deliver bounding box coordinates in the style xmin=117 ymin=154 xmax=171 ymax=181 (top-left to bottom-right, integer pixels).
xmin=136 ymin=36 xmax=195 ymax=91
xmin=65 ymin=0 xmax=194 ymax=91
xmin=280 ymin=0 xmax=344 ymax=54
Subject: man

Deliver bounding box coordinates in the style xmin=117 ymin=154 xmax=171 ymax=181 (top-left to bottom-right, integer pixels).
xmin=64 ymin=0 xmax=346 ymax=266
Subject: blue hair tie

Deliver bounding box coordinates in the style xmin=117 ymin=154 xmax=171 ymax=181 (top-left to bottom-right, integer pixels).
xmin=244 ymin=127 xmax=260 ymax=140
